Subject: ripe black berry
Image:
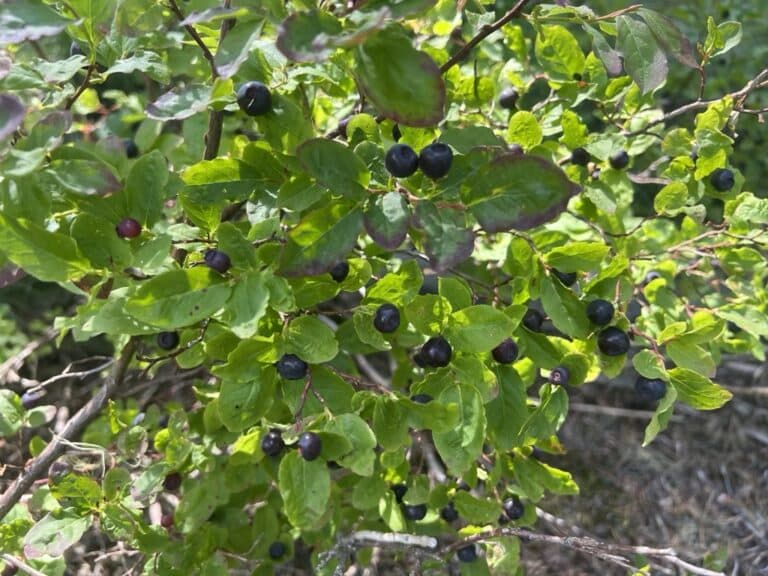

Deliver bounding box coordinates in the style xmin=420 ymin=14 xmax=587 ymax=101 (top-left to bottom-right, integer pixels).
xmin=498 ymin=87 xmax=519 ymax=109
xmin=411 ymin=393 xmax=433 ymax=404
xmin=276 ymin=354 xmax=308 ymax=380
xmin=124 ymin=139 xmax=139 ymax=158
xmin=549 ymin=366 xmax=570 ymax=386
xmin=116 ymin=217 xmax=141 ymax=239
xmin=261 ymin=430 xmax=285 ymax=457
xmin=373 ymin=303 xmax=401 ymax=333
xmin=440 ymin=502 xmax=459 ymax=522
xmin=502 ymin=496 xmax=525 ymax=520
xmin=203 ymin=249 xmax=231 ymax=274
xmin=552 ymin=269 xmax=577 ymax=286
xmin=597 ymin=327 xmax=630 ymax=356
xmin=419 ymin=336 xmax=452 ymax=368
xmin=609 ymin=150 xmax=629 ymax=170
xmin=385 ymin=144 xmax=419 ymax=178
xmin=391 ymin=483 xmax=407 ymax=503
xmin=635 ymin=376 xmax=667 ymax=402
xmin=586 ymin=299 xmax=614 ymax=326
xmin=571 ymin=147 xmax=590 ymax=166
xmin=419 ymin=143 xmax=453 ymax=179
xmin=157 ymin=331 xmax=180 ymax=350
xmin=492 ymin=338 xmax=518 ymax=364
xmin=456 ymin=544 xmax=477 ymax=563
xmin=522 ymin=309 xmax=544 ymax=332
xmin=269 ymin=541 xmax=286 ymax=560
xmin=236 ymin=81 xmax=272 ymax=116
xmin=163 ymin=472 xmax=182 ymax=492
xmin=709 ymin=168 xmax=735 ymax=192
xmin=297 ymin=431 xmax=322 ymax=461
xmin=402 ymin=503 xmax=427 ymax=521
xmin=419 ymin=273 xmax=438 ymax=295
xmin=329 ymin=261 xmax=350 ymax=283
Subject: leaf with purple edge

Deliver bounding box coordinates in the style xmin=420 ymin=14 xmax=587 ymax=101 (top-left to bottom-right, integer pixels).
xmin=413 ymin=202 xmax=474 ymax=272
xmin=0 ymin=94 xmax=26 ymax=142
xmin=464 ymin=154 xmax=580 ymax=233
xmin=276 ymin=10 xmax=343 ymax=62
xmin=637 ymin=8 xmax=699 ymax=70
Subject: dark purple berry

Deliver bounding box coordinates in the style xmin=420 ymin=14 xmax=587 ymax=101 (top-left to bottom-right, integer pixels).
xmin=116 ymin=217 xmax=141 ymax=239
xmin=157 ymin=331 xmax=180 ymax=350
xmin=709 ymin=168 xmax=735 ymax=192
xmin=586 ymin=299 xmax=614 ymax=326
xmin=276 ymin=354 xmax=308 ymax=380
xmin=419 ymin=336 xmax=452 ymax=368
xmin=203 ymin=249 xmax=231 ymax=274
xmin=571 ymin=147 xmax=590 ymax=166
xmin=552 ymin=269 xmax=577 ymax=286
xmin=456 ymin=544 xmax=477 ymax=563
xmin=498 ymin=87 xmax=519 ymax=109
xmin=297 ymin=432 xmax=322 ymax=461
xmin=329 ymin=261 xmax=350 ymax=283
xmin=236 ymin=81 xmax=272 ymax=116
xmin=502 ymin=496 xmax=525 ymax=520
xmin=163 ymin=472 xmax=182 ymax=492
xmin=492 ymin=338 xmax=518 ymax=364
xmin=411 ymin=393 xmax=433 ymax=404
xmin=124 ymin=139 xmax=139 ymax=158
xmin=597 ymin=327 xmax=630 ymax=356
xmin=440 ymin=502 xmax=459 ymax=522
xmin=385 ymin=144 xmax=419 ymax=178
xmin=419 ymin=143 xmax=453 ymax=179
xmin=269 ymin=541 xmax=286 ymax=559
xmin=402 ymin=503 xmax=427 ymax=521
xmin=635 ymin=376 xmax=667 ymax=402
xmin=609 ymin=150 xmax=629 ymax=170
xmin=391 ymin=483 xmax=407 ymax=503
xmin=549 ymin=366 xmax=570 ymax=385
xmin=261 ymin=430 xmax=285 ymax=457
xmin=522 ymin=309 xmax=544 ymax=332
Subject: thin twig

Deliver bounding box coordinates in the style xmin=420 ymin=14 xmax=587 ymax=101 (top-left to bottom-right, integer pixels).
xmin=65 ymin=63 xmax=96 ymax=110
xmin=0 ymin=328 xmax=58 ymax=384
xmin=439 ymin=0 xmax=531 ymax=74
xmin=569 ymin=402 xmax=684 ymax=422
xmin=166 ymin=0 xmax=217 ymax=75
xmin=624 ymin=68 xmax=768 ymax=136
xmin=23 ymin=358 xmax=115 ymax=394
xmin=1 ymin=554 xmax=48 ymax=576
xmin=0 ymin=339 xmax=137 ymax=521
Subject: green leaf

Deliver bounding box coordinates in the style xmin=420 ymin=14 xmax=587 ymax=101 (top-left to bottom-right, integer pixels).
xmin=632 ymin=350 xmax=668 ymax=380
xmin=636 ymin=8 xmax=698 ymax=69
xmin=506 ymin=111 xmax=542 ymax=150
xmin=296 ymin=138 xmax=370 ymax=200
xmin=0 ymin=390 xmax=24 ymax=437
xmin=220 ymin=271 xmax=270 ymax=339
xmin=124 ymin=268 xmax=232 ymax=330
xmin=372 ymin=398 xmax=410 ymax=451
xmin=405 ymin=294 xmax=452 ymax=336
xmin=486 ymin=367 xmax=528 ymax=450
xmin=278 ymin=202 xmax=363 ymax=276
xmin=125 ymin=150 xmax=169 ymax=227
xmin=543 ymin=242 xmax=609 ymax=273
xmin=642 ymin=386 xmax=677 ymax=446
xmin=282 ymin=367 xmax=354 ymax=416
xmin=0 ymin=94 xmax=25 ymax=142
xmin=0 ymin=1 xmax=71 ymax=45
xmin=0 ymin=214 xmax=90 ymax=282
xmin=668 ymin=368 xmax=732 ymax=410
xmin=352 ymin=476 xmax=388 ymax=511
xmin=278 ymin=451 xmax=331 ymax=529
xmin=667 ymin=339 xmax=715 ymax=377
xmin=413 ymin=202 xmax=474 ymax=272
xmin=146 ymin=85 xmax=210 ymax=121
xmin=354 ymin=27 xmax=445 ymax=127
xmin=466 ymin=153 xmax=579 ymax=232
xmin=703 ymin=18 xmax=742 ymax=58
xmin=715 ymin=304 xmax=768 ymax=337
xmin=105 ymin=50 xmax=170 ymax=83
xmin=363 ymin=192 xmax=410 ymax=250
xmin=49 ymin=473 xmax=101 ymax=512
xmin=616 ymin=16 xmax=668 ymax=94
xmin=654 ymin=181 xmax=688 ymax=215
xmin=176 ymin=473 xmax=229 ymax=533
xmin=446 ymin=305 xmax=515 ymax=353
xmin=582 ymin=24 xmax=622 ymax=76
xmin=513 ymin=456 xmax=579 ymax=499
xmin=218 ymin=372 xmax=275 ymax=432
xmin=215 ymin=17 xmax=264 ymax=78
xmin=534 ymin=25 xmax=585 ymax=81
xmin=433 ymin=384 xmax=486 ymax=476
xmin=285 ymin=315 xmax=339 ymax=364
xmin=540 ymin=276 xmax=589 ymax=339
xmin=276 ymin=10 xmax=342 ymax=62
xmin=325 ymin=414 xmax=377 ymax=476
xmin=366 ymin=260 xmax=423 ymax=305
xmin=23 ymin=510 xmax=90 ymax=559
xmin=730 ymin=193 xmax=768 ymax=224
xmin=454 ymin=491 xmax=500 ymax=525
xmin=523 ymin=384 xmax=568 ymax=439
xmin=42 ymin=160 xmax=121 ymax=197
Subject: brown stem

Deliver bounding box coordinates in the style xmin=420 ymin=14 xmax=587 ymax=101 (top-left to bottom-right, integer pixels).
xmin=65 ymin=63 xmax=96 ymax=110
xmin=203 ymin=1 xmax=236 ymax=161
xmin=166 ymin=0 xmax=217 ymax=75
